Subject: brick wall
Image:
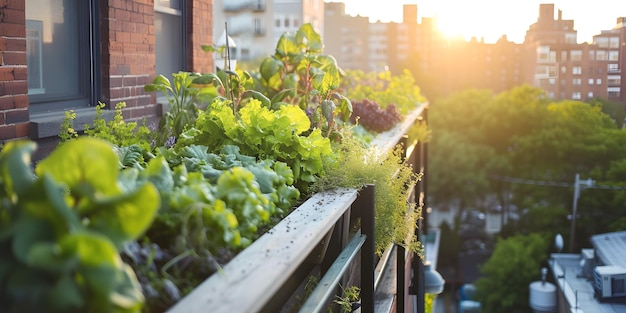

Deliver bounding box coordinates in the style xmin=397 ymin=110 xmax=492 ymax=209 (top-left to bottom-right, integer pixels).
xmin=100 ymin=0 xmax=158 ymax=124
xmin=187 ymin=0 xmax=213 ymax=73
xmin=0 ymin=0 xmax=214 ymax=147
xmin=0 ymin=0 xmax=29 ymax=141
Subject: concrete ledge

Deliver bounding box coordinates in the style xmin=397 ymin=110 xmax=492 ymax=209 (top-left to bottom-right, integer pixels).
xmin=29 ymin=107 xmax=115 ymax=139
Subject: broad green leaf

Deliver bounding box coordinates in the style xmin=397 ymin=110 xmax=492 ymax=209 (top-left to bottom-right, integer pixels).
xmin=87 ymin=183 xmax=160 ymax=247
xmin=296 ymin=23 xmax=323 ymax=53
xmin=58 ymin=232 xmax=119 ymax=267
xmin=259 ymin=57 xmax=283 ymax=81
xmin=275 ymin=33 xmax=299 ymax=58
xmin=109 ymin=264 xmax=145 ymax=311
xmin=0 ymin=140 xmax=37 ymax=197
xmin=144 ymin=74 xmax=171 ymax=92
xmin=27 ymin=242 xmax=79 ymax=273
xmin=35 ymin=137 xmax=121 ymax=196
xmin=12 ymin=218 xmax=54 ymax=263
xmin=243 ymin=90 xmax=271 ymax=108
xmin=48 ymin=273 xmax=85 ymax=311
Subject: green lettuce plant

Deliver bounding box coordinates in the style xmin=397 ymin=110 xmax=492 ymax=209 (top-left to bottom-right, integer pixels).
xmin=0 ymin=137 xmax=160 ymax=313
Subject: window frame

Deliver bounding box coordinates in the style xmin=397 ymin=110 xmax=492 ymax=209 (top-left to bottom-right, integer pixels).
xmin=26 ymin=0 xmax=101 ymax=114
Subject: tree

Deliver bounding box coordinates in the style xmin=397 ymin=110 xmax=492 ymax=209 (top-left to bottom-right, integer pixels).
xmin=474 ymin=234 xmax=549 ymax=313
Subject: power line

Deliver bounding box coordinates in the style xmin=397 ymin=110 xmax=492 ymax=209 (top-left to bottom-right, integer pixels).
xmin=491 ymin=175 xmax=626 ymax=190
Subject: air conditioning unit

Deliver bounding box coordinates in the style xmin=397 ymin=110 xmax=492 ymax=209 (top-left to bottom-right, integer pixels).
xmin=594 ymin=265 xmax=626 ymax=299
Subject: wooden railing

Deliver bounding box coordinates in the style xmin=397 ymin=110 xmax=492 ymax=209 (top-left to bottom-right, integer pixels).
xmin=167 ymin=104 xmax=427 ymax=313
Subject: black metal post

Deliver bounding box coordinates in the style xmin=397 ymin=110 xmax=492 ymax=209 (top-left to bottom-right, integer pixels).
xmin=358 ymin=184 xmax=376 ymax=313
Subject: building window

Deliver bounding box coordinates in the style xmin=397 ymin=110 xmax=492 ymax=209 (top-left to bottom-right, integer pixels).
xmin=570 ymin=50 xmax=582 ymax=61
xmin=573 ymin=66 xmax=582 ymax=75
xmin=608 ymin=64 xmax=620 ymax=73
xmin=597 ymin=79 xmax=602 ymax=85
xmin=608 ymin=87 xmax=621 ymax=97
xmin=608 ymin=75 xmax=621 ymax=85
xmin=275 ymin=19 xmax=281 ymax=27
xmin=588 ymin=78 xmax=594 ymax=85
xmin=561 ymin=66 xmax=567 ymax=74
xmin=596 ymin=50 xmax=607 ymax=61
xmin=155 ymin=0 xmax=185 ymax=80
xmin=561 ymin=50 xmax=568 ymax=62
xmin=588 ymin=92 xmax=594 ymax=99
xmin=609 ymin=50 xmax=620 ymax=61
xmin=284 ymin=18 xmax=290 ymax=28
xmin=294 ymin=19 xmax=300 ymax=27
xmin=573 ymin=78 xmax=582 ymax=86
xmin=26 ymin=0 xmax=97 ymax=113
xmin=572 ymin=92 xmax=581 ymax=100
xmin=610 ymin=37 xmax=620 ymax=48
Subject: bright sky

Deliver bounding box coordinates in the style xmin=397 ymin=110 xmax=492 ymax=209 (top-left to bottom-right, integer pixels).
xmin=325 ymin=0 xmax=626 ymax=44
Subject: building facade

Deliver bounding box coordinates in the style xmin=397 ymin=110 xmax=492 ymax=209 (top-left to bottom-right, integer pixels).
xmin=322 ymin=3 xmax=626 ymax=106
xmin=1 ymin=0 xmax=214 ymax=159
xmin=212 ymin=0 xmax=274 ymax=63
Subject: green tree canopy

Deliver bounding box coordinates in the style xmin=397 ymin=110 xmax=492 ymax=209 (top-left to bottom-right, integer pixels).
xmin=474 ymin=234 xmax=549 ymax=313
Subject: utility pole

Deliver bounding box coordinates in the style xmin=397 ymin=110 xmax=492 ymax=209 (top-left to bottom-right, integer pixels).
xmin=569 ymin=173 xmax=595 ymax=252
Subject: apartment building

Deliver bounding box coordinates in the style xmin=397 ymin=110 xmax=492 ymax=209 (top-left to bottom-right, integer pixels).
xmin=212 ymin=0 xmax=275 ymax=62
xmin=0 ymin=0 xmax=214 ymax=158
xmin=323 ymin=3 xmax=626 ymax=106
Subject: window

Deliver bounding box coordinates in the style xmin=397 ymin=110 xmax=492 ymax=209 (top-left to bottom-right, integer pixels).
xmin=608 ymin=64 xmax=620 ymax=73
xmin=561 ymin=50 xmax=568 ymax=61
xmin=573 ymin=66 xmax=582 ymax=75
xmin=588 ymin=78 xmax=594 ymax=85
xmin=610 ymin=37 xmax=620 ymax=48
xmin=609 ymin=50 xmax=620 ymax=61
xmin=608 ymin=87 xmax=621 ymax=97
xmin=608 ymin=75 xmax=621 ymax=85
xmin=597 ymin=79 xmax=602 ymax=85
xmin=570 ymin=50 xmax=582 ymax=61
xmin=572 ymin=92 xmax=581 ymax=100
xmin=155 ymin=0 xmax=185 ymax=80
xmin=573 ymin=78 xmax=582 ymax=86
xmin=537 ymin=46 xmax=550 ymax=62
xmin=26 ymin=0 xmax=98 ymax=112
xmin=588 ymin=92 xmax=594 ymax=99
xmin=284 ymin=18 xmax=290 ymax=28
xmin=596 ymin=37 xmax=609 ymax=48
xmin=275 ymin=19 xmax=281 ymax=27
xmin=596 ymin=50 xmax=607 ymax=61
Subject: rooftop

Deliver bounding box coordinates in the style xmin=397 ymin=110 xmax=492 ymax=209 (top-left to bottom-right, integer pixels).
xmin=549 ymin=230 xmax=626 ymax=313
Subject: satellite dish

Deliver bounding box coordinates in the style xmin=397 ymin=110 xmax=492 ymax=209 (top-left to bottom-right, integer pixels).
xmin=554 ymin=233 xmax=564 ymax=253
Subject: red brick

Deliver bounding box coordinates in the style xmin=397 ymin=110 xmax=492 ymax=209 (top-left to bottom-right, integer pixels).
xmin=13 ymin=95 xmax=27 ymax=108
xmin=15 ymin=122 xmax=29 ymax=138
xmin=0 ymin=125 xmax=16 ymax=140
xmin=5 ymin=37 xmax=26 ymax=51
xmin=0 ymin=23 xmax=25 ymax=37
xmin=0 ymin=80 xmax=27 ymax=95
xmin=2 ymin=52 xmax=26 ymax=65
xmin=0 ymin=96 xmax=14 ymax=110
xmin=1 ymin=8 xmax=26 ymax=24
xmin=6 ymin=109 xmax=28 ymax=124
xmin=0 ymin=68 xmax=14 ymax=81
xmin=5 ymin=0 xmax=25 ymax=11
xmin=13 ymin=67 xmax=26 ymax=80
xmin=0 ymin=112 xmax=4 ymax=125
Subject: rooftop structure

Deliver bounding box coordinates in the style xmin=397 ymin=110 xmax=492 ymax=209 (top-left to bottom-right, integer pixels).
xmin=549 ymin=231 xmax=626 ymax=313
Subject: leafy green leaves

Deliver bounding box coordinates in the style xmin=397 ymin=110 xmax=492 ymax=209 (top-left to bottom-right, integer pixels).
xmin=190 ymin=98 xmax=333 ymax=189
xmin=0 ymin=138 xmax=159 ymax=313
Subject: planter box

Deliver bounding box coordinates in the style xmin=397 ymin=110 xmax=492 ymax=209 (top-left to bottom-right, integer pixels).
xmin=167 ymin=104 xmax=427 ymax=313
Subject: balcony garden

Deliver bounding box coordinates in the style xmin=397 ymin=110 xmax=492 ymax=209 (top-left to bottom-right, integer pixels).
xmin=0 ymin=24 xmax=428 ymax=313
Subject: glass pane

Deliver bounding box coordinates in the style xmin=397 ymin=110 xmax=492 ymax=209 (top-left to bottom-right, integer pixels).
xmin=26 ymin=0 xmax=81 ymax=103
xmin=155 ymin=12 xmax=184 ymax=79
